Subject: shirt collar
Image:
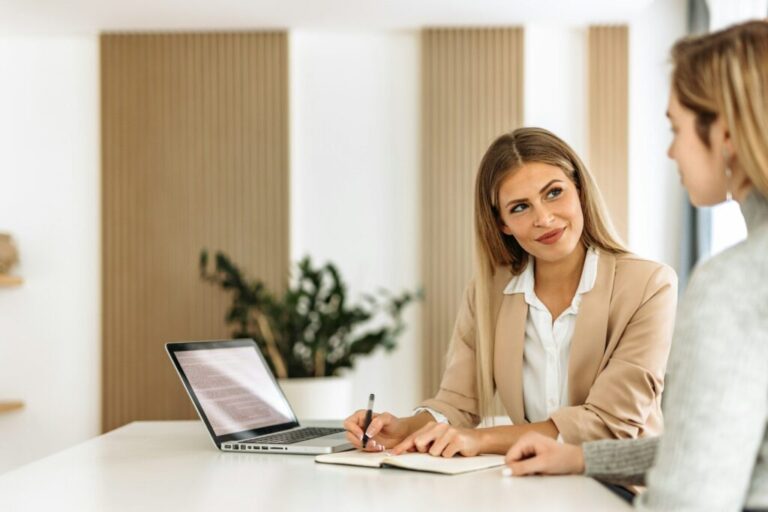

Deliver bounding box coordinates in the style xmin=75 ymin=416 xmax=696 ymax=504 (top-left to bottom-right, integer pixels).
xmin=503 ymin=247 xmax=600 ymax=304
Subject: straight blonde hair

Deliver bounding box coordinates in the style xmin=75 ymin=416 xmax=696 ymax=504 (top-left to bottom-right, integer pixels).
xmin=473 ymin=127 xmax=627 ymax=420
xmin=671 ymin=19 xmax=768 ymax=198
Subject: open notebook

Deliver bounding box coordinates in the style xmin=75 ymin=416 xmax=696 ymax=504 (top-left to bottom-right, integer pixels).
xmin=315 ymin=450 xmax=505 ymax=475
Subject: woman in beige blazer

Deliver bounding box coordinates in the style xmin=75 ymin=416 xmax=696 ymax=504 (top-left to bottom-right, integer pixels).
xmin=344 ymin=127 xmax=677 ymax=457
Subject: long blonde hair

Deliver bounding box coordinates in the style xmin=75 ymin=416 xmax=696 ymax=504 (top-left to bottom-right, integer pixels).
xmin=473 ymin=127 xmax=626 ymax=420
xmin=671 ymin=19 xmax=768 ymax=198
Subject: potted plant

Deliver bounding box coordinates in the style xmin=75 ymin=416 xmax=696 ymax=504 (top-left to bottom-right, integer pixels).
xmin=199 ymin=250 xmax=419 ymax=419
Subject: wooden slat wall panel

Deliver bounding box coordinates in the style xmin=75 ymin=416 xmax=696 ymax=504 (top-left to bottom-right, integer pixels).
xmin=101 ymin=32 xmax=289 ymax=432
xmin=421 ymin=28 xmax=523 ymax=398
xmin=588 ymin=26 xmax=629 ymax=241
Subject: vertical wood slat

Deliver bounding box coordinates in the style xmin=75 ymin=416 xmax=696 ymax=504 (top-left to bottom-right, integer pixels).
xmin=421 ymin=28 xmax=524 ymax=399
xmin=588 ymin=26 xmax=629 ymax=241
xmin=101 ymin=32 xmax=289 ymax=433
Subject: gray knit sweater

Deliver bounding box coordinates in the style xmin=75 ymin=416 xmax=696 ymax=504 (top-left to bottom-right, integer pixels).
xmin=583 ymin=190 xmax=768 ymax=511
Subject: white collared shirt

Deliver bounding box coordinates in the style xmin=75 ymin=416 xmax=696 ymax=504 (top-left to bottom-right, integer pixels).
xmin=417 ymin=248 xmax=599 ymax=427
xmin=505 ymin=247 xmax=599 ymax=423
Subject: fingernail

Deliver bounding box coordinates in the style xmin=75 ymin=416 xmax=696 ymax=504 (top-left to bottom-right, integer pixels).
xmin=502 ymin=467 xmax=513 ymax=477
xmin=359 ymin=434 xmax=363 ymax=441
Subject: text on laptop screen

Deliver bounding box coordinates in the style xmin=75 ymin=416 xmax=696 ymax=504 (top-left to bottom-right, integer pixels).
xmin=175 ymin=346 xmax=295 ymax=436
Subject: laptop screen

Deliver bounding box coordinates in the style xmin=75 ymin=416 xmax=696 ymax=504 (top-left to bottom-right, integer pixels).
xmin=167 ymin=340 xmax=298 ymax=442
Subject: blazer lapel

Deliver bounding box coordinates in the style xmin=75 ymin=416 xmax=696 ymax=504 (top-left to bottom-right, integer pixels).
xmin=567 ymin=251 xmax=616 ymax=405
xmin=494 ymin=292 xmax=528 ymax=424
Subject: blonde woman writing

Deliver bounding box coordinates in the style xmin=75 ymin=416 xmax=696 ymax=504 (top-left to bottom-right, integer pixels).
xmin=344 ymin=127 xmax=677 ymax=457
xmin=504 ymin=21 xmax=768 ymax=511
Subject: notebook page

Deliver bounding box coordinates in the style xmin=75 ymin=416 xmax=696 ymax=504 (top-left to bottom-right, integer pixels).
xmin=316 ymin=450 xmax=506 ymax=474
xmin=383 ymin=453 xmax=506 ymax=475
xmin=315 ymin=450 xmax=391 ymax=468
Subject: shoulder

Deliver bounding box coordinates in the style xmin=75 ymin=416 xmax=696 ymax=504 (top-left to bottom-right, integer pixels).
xmin=488 ymin=265 xmax=515 ymax=295
xmin=691 ymin=228 xmax=768 ymax=289
xmin=687 ymin=229 xmax=768 ymax=305
xmin=461 ymin=266 xmax=515 ymax=312
xmin=610 ymin=252 xmax=678 ymax=299
xmin=670 ymin=233 xmax=768 ymax=372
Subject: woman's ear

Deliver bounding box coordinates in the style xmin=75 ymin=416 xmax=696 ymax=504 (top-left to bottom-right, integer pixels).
xmin=712 ymin=117 xmax=733 ymax=156
xmin=723 ymin=128 xmax=735 ymax=161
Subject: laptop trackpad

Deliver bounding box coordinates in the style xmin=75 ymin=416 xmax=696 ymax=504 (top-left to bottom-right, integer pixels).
xmin=297 ymin=432 xmax=348 ymax=446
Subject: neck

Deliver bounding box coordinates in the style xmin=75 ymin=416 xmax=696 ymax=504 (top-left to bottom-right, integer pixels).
xmin=533 ymin=242 xmax=587 ymax=290
xmin=737 ymin=186 xmax=768 ymax=234
xmin=732 ymin=182 xmax=754 ymax=202
xmin=730 ymin=162 xmax=754 ymax=202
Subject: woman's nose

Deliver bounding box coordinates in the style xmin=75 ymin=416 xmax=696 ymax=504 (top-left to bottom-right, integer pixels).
xmin=532 ymin=205 xmax=554 ymax=227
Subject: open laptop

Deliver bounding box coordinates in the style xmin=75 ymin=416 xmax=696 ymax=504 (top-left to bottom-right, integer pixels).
xmin=166 ymin=339 xmax=353 ymax=454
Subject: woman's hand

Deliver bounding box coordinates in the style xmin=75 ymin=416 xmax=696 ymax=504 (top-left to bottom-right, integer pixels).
xmin=504 ymin=432 xmax=585 ymax=476
xmin=390 ymin=422 xmax=484 ymax=457
xmin=343 ymin=410 xmax=412 ymax=452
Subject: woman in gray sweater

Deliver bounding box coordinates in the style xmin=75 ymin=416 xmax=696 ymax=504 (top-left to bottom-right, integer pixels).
xmin=503 ymin=20 xmax=768 ymax=512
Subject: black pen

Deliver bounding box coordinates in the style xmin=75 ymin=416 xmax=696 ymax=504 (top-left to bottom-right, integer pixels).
xmin=361 ymin=393 xmax=375 ymax=449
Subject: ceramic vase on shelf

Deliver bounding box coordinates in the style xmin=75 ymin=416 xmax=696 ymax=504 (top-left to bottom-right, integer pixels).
xmin=0 ymin=233 xmax=19 ymax=275
xmin=278 ymin=375 xmax=352 ymax=421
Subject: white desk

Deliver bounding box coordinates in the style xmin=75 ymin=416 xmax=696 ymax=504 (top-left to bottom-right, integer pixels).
xmin=0 ymin=421 xmax=631 ymax=511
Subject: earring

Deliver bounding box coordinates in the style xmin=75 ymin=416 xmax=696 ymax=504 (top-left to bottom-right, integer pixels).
xmin=723 ymin=149 xmax=733 ymax=201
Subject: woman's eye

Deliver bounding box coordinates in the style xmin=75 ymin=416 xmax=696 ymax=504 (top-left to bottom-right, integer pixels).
xmin=546 ymin=187 xmax=563 ymax=199
xmin=510 ymin=203 xmax=527 ymax=214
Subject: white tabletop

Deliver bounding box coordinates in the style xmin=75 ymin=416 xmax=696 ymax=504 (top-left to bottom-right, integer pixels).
xmin=0 ymin=421 xmax=631 ymax=511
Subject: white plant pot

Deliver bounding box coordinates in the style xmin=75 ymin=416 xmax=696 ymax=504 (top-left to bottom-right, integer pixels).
xmin=278 ymin=375 xmax=353 ymax=421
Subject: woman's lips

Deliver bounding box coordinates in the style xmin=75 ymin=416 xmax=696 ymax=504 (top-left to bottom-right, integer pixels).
xmin=536 ymin=227 xmax=565 ymax=245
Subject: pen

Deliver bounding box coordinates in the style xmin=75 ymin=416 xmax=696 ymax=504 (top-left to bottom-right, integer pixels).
xmin=361 ymin=393 xmax=375 ymax=449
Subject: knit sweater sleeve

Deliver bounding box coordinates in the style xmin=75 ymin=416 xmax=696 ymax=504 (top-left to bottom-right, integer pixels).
xmin=583 ymin=436 xmax=659 ymax=487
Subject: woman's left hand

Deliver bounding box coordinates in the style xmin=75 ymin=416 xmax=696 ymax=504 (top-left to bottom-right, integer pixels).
xmin=390 ymin=422 xmax=483 ymax=457
xmin=504 ymin=432 xmax=585 ymax=476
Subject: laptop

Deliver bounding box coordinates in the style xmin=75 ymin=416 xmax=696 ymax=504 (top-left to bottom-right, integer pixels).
xmin=166 ymin=339 xmax=354 ymax=454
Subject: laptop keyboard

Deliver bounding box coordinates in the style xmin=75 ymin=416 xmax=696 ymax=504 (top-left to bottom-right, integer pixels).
xmin=243 ymin=427 xmax=345 ymax=445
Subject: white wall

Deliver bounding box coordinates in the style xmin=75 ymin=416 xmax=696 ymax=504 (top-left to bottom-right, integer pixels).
xmin=628 ymin=0 xmax=688 ymax=269
xmin=524 ymin=24 xmax=587 ymax=157
xmin=0 ymin=36 xmax=100 ymax=474
xmin=289 ymin=31 xmax=422 ymax=415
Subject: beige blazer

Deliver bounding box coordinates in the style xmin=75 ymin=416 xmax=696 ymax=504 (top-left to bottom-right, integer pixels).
xmin=421 ymin=251 xmax=678 ymax=444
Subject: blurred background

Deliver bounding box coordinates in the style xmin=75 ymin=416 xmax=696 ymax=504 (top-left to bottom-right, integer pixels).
xmin=0 ymin=0 xmax=758 ymax=474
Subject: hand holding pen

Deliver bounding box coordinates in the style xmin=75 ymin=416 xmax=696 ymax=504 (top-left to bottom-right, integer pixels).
xmin=342 ymin=395 xmax=413 ymax=452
